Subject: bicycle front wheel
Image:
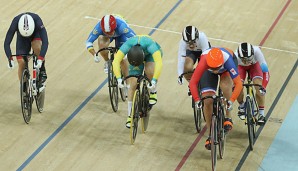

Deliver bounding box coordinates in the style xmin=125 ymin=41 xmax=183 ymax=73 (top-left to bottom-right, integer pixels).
xmin=108 ymin=60 xmax=118 ymax=112
xmin=130 ymin=90 xmax=140 ymax=145
xmin=141 ymin=84 xmax=150 ymax=133
xmin=20 ymin=69 xmax=32 ymax=124
xmin=35 ymin=90 xmax=45 ymax=113
xmin=210 ymin=115 xmax=217 ymax=171
xmin=246 ymin=96 xmax=255 ymax=151
xmin=218 ymin=103 xmax=226 ymax=159
xmin=193 ymin=99 xmax=202 ymax=133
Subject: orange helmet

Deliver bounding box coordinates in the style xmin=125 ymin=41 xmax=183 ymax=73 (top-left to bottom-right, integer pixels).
xmin=206 ymin=48 xmax=224 ymax=68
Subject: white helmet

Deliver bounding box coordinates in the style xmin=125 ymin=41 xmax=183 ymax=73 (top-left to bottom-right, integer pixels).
xmin=18 ymin=14 xmax=35 ymax=37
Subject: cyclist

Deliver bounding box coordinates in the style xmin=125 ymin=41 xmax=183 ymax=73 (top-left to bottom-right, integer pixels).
xmin=189 ymin=47 xmax=243 ymax=150
xmin=112 ymin=35 xmax=163 ymax=128
xmin=235 ymin=42 xmax=269 ymax=125
xmin=4 ymin=12 xmax=48 ymax=91
xmin=177 ymin=26 xmax=210 ymax=95
xmin=85 ymin=14 xmax=135 ymax=77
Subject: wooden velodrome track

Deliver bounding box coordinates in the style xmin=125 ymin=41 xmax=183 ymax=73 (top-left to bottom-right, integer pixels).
xmin=0 ymin=0 xmax=297 ymax=170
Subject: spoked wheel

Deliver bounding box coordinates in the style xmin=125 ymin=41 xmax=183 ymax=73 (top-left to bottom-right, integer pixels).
xmin=192 ymin=99 xmax=202 ymax=133
xmin=141 ymin=85 xmax=150 ymax=133
xmin=210 ymin=115 xmax=217 ymax=171
xmin=218 ymin=105 xmax=226 ymax=159
xmin=20 ymin=69 xmax=32 ymax=124
xmin=246 ymin=97 xmax=254 ymax=151
xmin=130 ymin=90 xmax=140 ymax=145
xmin=35 ymin=90 xmax=45 ymax=113
xmin=107 ymin=60 xmax=118 ymax=112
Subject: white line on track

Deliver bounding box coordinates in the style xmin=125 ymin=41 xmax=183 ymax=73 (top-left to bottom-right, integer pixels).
xmin=85 ymin=16 xmax=298 ymax=55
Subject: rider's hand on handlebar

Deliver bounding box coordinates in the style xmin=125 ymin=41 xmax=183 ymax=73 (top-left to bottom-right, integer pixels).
xmin=7 ymin=59 xmax=15 ymax=70
xmin=36 ymin=59 xmax=43 ymax=69
xmin=177 ymin=76 xmax=183 ymax=85
xmin=195 ymin=100 xmax=202 ymax=109
xmin=147 ymin=80 xmax=156 ymax=90
xmin=117 ymin=78 xmax=125 ymax=88
xmin=94 ymin=54 xmax=100 ymax=63
xmin=259 ymin=87 xmax=266 ymax=96
xmin=227 ymin=100 xmax=233 ymax=111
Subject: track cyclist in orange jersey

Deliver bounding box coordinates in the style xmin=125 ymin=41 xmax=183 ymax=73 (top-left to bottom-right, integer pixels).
xmin=234 ymin=42 xmax=270 ymax=125
xmin=4 ymin=12 xmax=49 ymax=91
xmin=112 ymin=35 xmax=163 ymax=128
xmin=85 ymin=14 xmax=136 ymax=76
xmin=189 ymin=47 xmax=243 ymax=150
xmin=177 ymin=26 xmax=210 ymax=91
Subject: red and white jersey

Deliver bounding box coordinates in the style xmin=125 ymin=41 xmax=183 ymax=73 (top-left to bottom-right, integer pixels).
xmin=234 ymin=45 xmax=270 ymax=88
xmin=177 ymin=31 xmax=209 ymax=76
xmin=234 ymin=46 xmax=267 ymax=67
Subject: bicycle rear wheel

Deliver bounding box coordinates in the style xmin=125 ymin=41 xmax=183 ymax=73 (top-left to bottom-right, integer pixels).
xmin=141 ymin=84 xmax=150 ymax=133
xmin=108 ymin=60 xmax=118 ymax=112
xmin=210 ymin=115 xmax=217 ymax=171
xmin=218 ymin=103 xmax=226 ymax=159
xmin=192 ymin=99 xmax=202 ymax=133
xmin=246 ymin=96 xmax=254 ymax=151
xmin=20 ymin=69 xmax=32 ymax=124
xmin=130 ymin=90 xmax=140 ymax=144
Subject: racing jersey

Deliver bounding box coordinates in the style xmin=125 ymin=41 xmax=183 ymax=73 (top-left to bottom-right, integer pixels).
xmin=189 ymin=47 xmax=243 ymax=102
xmin=177 ymin=31 xmax=210 ymax=76
xmin=113 ymin=35 xmax=163 ymax=82
xmin=4 ymin=12 xmax=49 ymax=59
xmin=85 ymin=15 xmax=135 ymax=51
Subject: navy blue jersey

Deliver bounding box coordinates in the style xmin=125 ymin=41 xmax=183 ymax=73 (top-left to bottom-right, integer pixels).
xmin=4 ymin=12 xmax=49 ymax=59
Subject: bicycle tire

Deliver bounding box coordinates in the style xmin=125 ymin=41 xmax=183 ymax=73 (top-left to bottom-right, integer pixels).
xmin=20 ymin=69 xmax=32 ymax=124
xmin=211 ymin=115 xmax=217 ymax=171
xmin=218 ymin=102 xmax=226 ymax=159
xmin=193 ymin=98 xmax=202 ymax=133
xmin=35 ymin=90 xmax=45 ymax=113
xmin=107 ymin=60 xmax=119 ymax=112
xmin=246 ymin=96 xmax=254 ymax=151
xmin=250 ymin=97 xmax=258 ymax=138
xmin=141 ymin=83 xmax=150 ymax=133
xmin=119 ymin=86 xmax=127 ymax=102
xmin=130 ymin=90 xmax=140 ymax=145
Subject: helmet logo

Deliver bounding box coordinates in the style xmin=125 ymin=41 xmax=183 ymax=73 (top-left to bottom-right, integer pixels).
xmin=103 ymin=15 xmax=111 ymax=32
xmin=23 ymin=15 xmax=29 ymax=31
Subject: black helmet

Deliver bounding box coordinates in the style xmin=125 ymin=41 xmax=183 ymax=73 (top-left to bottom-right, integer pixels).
xmin=237 ymin=42 xmax=254 ymax=60
xmin=182 ymin=26 xmax=199 ymax=42
xmin=127 ymin=45 xmax=144 ymax=66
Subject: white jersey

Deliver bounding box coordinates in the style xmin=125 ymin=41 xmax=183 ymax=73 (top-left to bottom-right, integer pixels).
xmin=177 ymin=31 xmax=210 ymax=76
xmin=234 ymin=46 xmax=267 ymax=67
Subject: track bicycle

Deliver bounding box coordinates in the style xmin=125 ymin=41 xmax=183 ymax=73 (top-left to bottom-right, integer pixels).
xmin=198 ymin=89 xmax=228 ymax=171
xmin=9 ymin=54 xmax=46 ymax=124
xmin=123 ymin=74 xmax=152 ymax=145
xmin=242 ymin=74 xmax=264 ymax=151
xmin=96 ymin=47 xmax=127 ymax=112
xmin=179 ymin=71 xmax=203 ymax=133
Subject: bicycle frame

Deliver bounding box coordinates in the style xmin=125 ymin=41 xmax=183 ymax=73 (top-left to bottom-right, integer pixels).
xmin=10 ymin=53 xmax=43 ymax=123
xmin=200 ymin=89 xmax=227 ymax=171
xmin=242 ymin=74 xmax=264 ymax=150
xmin=123 ymin=74 xmax=151 ymax=144
xmin=179 ymin=70 xmax=204 ymax=133
xmin=96 ymin=47 xmax=123 ymax=112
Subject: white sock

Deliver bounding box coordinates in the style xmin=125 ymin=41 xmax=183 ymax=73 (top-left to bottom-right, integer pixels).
xmin=127 ymin=101 xmax=132 ymax=117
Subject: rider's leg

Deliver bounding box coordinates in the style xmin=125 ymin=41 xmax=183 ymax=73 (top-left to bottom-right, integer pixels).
xmin=144 ymin=62 xmax=158 ymax=105
xmin=219 ymin=72 xmax=234 ymax=131
xmin=97 ymin=36 xmax=110 ymax=73
xmin=183 ymin=56 xmax=195 ymax=82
